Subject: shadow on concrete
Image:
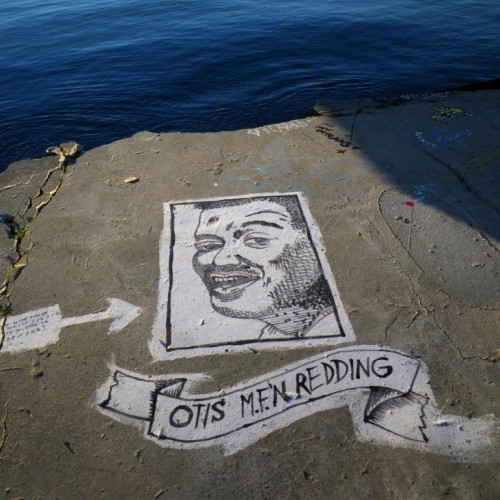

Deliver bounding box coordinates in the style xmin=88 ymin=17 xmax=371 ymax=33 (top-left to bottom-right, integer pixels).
xmin=306 ymin=87 xmax=499 ymax=312
xmin=312 ymin=87 xmax=499 ymax=245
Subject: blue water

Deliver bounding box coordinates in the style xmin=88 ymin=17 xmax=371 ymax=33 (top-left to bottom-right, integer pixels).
xmin=1 ymin=0 xmax=499 ymax=169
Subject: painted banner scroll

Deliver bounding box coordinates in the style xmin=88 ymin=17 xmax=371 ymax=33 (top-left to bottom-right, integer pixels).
xmin=98 ymin=346 xmax=425 ymax=453
xmin=96 ymin=344 xmax=497 ymax=459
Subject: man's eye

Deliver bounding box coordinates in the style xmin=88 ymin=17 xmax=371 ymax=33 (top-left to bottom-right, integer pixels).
xmin=244 ymin=236 xmax=271 ymax=248
xmin=195 ymin=241 xmax=223 ymax=252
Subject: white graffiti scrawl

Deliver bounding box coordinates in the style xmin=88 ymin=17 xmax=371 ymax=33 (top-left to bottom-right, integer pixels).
xmin=2 ymin=298 xmax=141 ymax=353
xmin=247 ymin=119 xmax=308 ymax=136
xmin=150 ymin=193 xmax=355 ymax=359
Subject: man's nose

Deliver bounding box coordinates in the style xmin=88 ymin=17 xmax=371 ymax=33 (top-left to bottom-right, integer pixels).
xmin=213 ymin=243 xmax=241 ymax=266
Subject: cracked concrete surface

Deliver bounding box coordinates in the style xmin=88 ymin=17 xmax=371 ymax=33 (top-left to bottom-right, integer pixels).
xmin=0 ymin=145 xmax=78 ymax=348
xmin=0 ymin=90 xmax=498 ymax=498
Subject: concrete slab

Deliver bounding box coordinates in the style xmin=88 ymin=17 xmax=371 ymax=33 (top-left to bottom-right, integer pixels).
xmin=0 ymin=90 xmax=498 ymax=498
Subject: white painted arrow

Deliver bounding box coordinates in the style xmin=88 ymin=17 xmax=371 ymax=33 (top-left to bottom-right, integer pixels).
xmin=1 ymin=298 xmax=142 ymax=353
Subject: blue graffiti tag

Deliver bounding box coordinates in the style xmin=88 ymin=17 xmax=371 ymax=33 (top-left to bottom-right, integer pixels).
xmin=415 ymin=129 xmax=472 ymax=148
xmin=412 ymin=184 xmax=436 ymax=201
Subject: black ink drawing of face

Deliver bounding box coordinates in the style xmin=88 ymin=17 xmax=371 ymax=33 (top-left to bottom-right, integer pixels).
xmin=192 ymin=199 xmax=325 ymax=321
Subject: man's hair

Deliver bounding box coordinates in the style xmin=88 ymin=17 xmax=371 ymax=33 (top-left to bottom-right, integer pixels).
xmin=192 ymin=195 xmax=308 ymax=233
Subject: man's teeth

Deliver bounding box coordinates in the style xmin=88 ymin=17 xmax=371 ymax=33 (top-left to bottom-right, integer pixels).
xmin=214 ymin=276 xmax=245 ymax=285
xmin=211 ymin=273 xmax=258 ymax=287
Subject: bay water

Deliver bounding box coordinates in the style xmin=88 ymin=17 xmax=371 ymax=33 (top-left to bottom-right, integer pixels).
xmin=1 ymin=0 xmax=499 ymax=169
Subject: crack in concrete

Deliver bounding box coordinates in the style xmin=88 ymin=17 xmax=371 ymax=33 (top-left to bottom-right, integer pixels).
xmin=372 ymin=190 xmax=492 ymax=347
xmin=375 ymin=188 xmax=425 ymax=275
xmin=419 ymin=147 xmax=500 ymax=216
xmin=383 ymin=308 xmax=405 ymax=342
xmin=358 ymin=208 xmax=426 ymax=306
xmin=356 ymin=195 xmax=494 ymax=359
xmin=0 ymin=170 xmax=52 ymax=194
xmin=348 ymin=103 xmax=363 ymax=144
xmin=406 ymin=202 xmax=415 ymax=253
xmin=477 ymin=230 xmax=499 ymax=254
xmin=375 ymin=189 xmax=499 ymax=313
xmin=357 ymin=300 xmax=412 ymax=309
xmin=406 ymin=309 xmax=422 ymax=328
xmin=0 ymin=181 xmax=24 ymax=193
xmin=299 ymin=130 xmax=331 ymax=154
xmin=0 ymin=147 xmax=78 ymax=349
xmin=0 ymin=391 xmax=12 ymax=454
xmin=354 ymin=205 xmax=448 ymax=349
xmin=358 ymin=206 xmax=429 ymax=310
xmin=427 ymin=310 xmax=493 ymax=362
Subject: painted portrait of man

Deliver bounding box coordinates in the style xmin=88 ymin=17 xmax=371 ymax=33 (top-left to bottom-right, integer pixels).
xmin=192 ymin=196 xmax=337 ymax=338
xmin=150 ymin=193 xmax=355 ymax=359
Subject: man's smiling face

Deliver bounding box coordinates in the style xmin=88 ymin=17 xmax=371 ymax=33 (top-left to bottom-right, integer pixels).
xmin=192 ymin=200 xmax=321 ymax=319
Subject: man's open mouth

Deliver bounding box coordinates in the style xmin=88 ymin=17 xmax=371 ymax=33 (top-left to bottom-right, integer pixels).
xmin=208 ymin=270 xmax=261 ymax=297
